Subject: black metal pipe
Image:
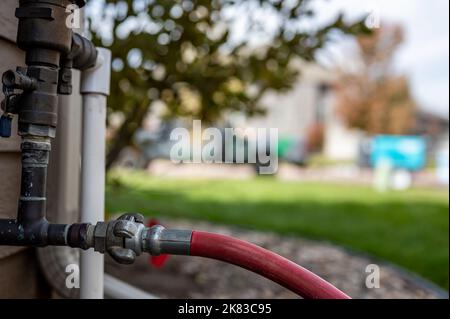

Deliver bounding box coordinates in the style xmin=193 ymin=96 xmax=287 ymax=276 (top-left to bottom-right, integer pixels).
xmin=0 ymin=219 xmax=91 ymax=248
xmin=18 ymin=137 xmax=50 ymax=226
xmin=0 ymin=219 xmax=65 ymax=246
xmin=0 ymin=0 xmax=97 ymax=251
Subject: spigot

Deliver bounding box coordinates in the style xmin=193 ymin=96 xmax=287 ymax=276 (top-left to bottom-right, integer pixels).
xmin=87 ymin=213 xmax=192 ymax=265
xmin=2 ymin=69 xmax=37 ymax=92
xmin=0 ymin=68 xmax=37 ymax=138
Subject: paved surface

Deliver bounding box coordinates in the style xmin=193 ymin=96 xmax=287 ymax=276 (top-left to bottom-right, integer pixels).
xmin=106 ymin=219 xmax=447 ymax=299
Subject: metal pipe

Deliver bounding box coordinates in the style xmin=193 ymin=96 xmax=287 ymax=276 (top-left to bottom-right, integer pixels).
xmin=0 ymin=0 xmax=78 ymax=246
xmin=0 ymin=0 xmax=100 ymax=282
xmin=79 ymin=48 xmax=111 ymax=299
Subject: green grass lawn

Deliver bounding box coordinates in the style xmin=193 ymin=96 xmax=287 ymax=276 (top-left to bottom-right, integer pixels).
xmin=106 ymin=169 xmax=449 ymax=290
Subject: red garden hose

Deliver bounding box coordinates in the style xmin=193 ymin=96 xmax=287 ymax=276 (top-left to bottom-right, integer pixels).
xmin=189 ymin=231 xmax=351 ymax=299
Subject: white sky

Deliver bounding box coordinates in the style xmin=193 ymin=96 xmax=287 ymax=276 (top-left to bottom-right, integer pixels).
xmin=311 ymin=0 xmax=449 ymax=118
xmin=89 ymin=0 xmax=449 ymax=118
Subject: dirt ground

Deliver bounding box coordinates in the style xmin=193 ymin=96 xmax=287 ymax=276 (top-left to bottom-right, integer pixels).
xmin=106 ymin=219 xmax=448 ymax=299
xmin=144 ymin=159 xmax=445 ymax=188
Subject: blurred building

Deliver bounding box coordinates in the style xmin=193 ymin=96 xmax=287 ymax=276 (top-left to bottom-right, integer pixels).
xmin=129 ymin=60 xmax=448 ymax=171
xmin=413 ymin=110 xmax=449 ymax=158
xmin=243 ymin=60 xmax=449 ymax=167
xmin=244 ymin=60 xmax=363 ymax=163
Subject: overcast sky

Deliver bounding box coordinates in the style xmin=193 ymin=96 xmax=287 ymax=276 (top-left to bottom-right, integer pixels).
xmin=90 ymin=0 xmax=449 ymax=118
xmin=312 ymin=0 xmax=449 ymax=118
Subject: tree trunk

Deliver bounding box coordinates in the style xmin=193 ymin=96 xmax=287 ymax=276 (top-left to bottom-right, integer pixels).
xmin=106 ymin=98 xmax=149 ymax=170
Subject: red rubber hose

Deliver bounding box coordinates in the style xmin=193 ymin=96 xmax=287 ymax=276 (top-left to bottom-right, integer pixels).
xmin=190 ymin=231 xmax=350 ymax=299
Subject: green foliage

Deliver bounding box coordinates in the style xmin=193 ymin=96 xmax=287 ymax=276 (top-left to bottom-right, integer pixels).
xmin=86 ymin=0 xmax=369 ymax=167
xmin=106 ymin=170 xmax=449 ymax=290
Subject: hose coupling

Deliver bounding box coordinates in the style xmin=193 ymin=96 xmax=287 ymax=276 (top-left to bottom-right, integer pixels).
xmin=88 ymin=213 xmax=146 ymax=264
xmin=87 ymin=213 xmax=192 ymax=265
xmin=143 ymin=225 xmax=192 ymax=256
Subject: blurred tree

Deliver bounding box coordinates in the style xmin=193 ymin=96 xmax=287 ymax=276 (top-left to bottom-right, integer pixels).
xmin=86 ymin=0 xmax=369 ymax=169
xmin=335 ymin=24 xmax=416 ymax=135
